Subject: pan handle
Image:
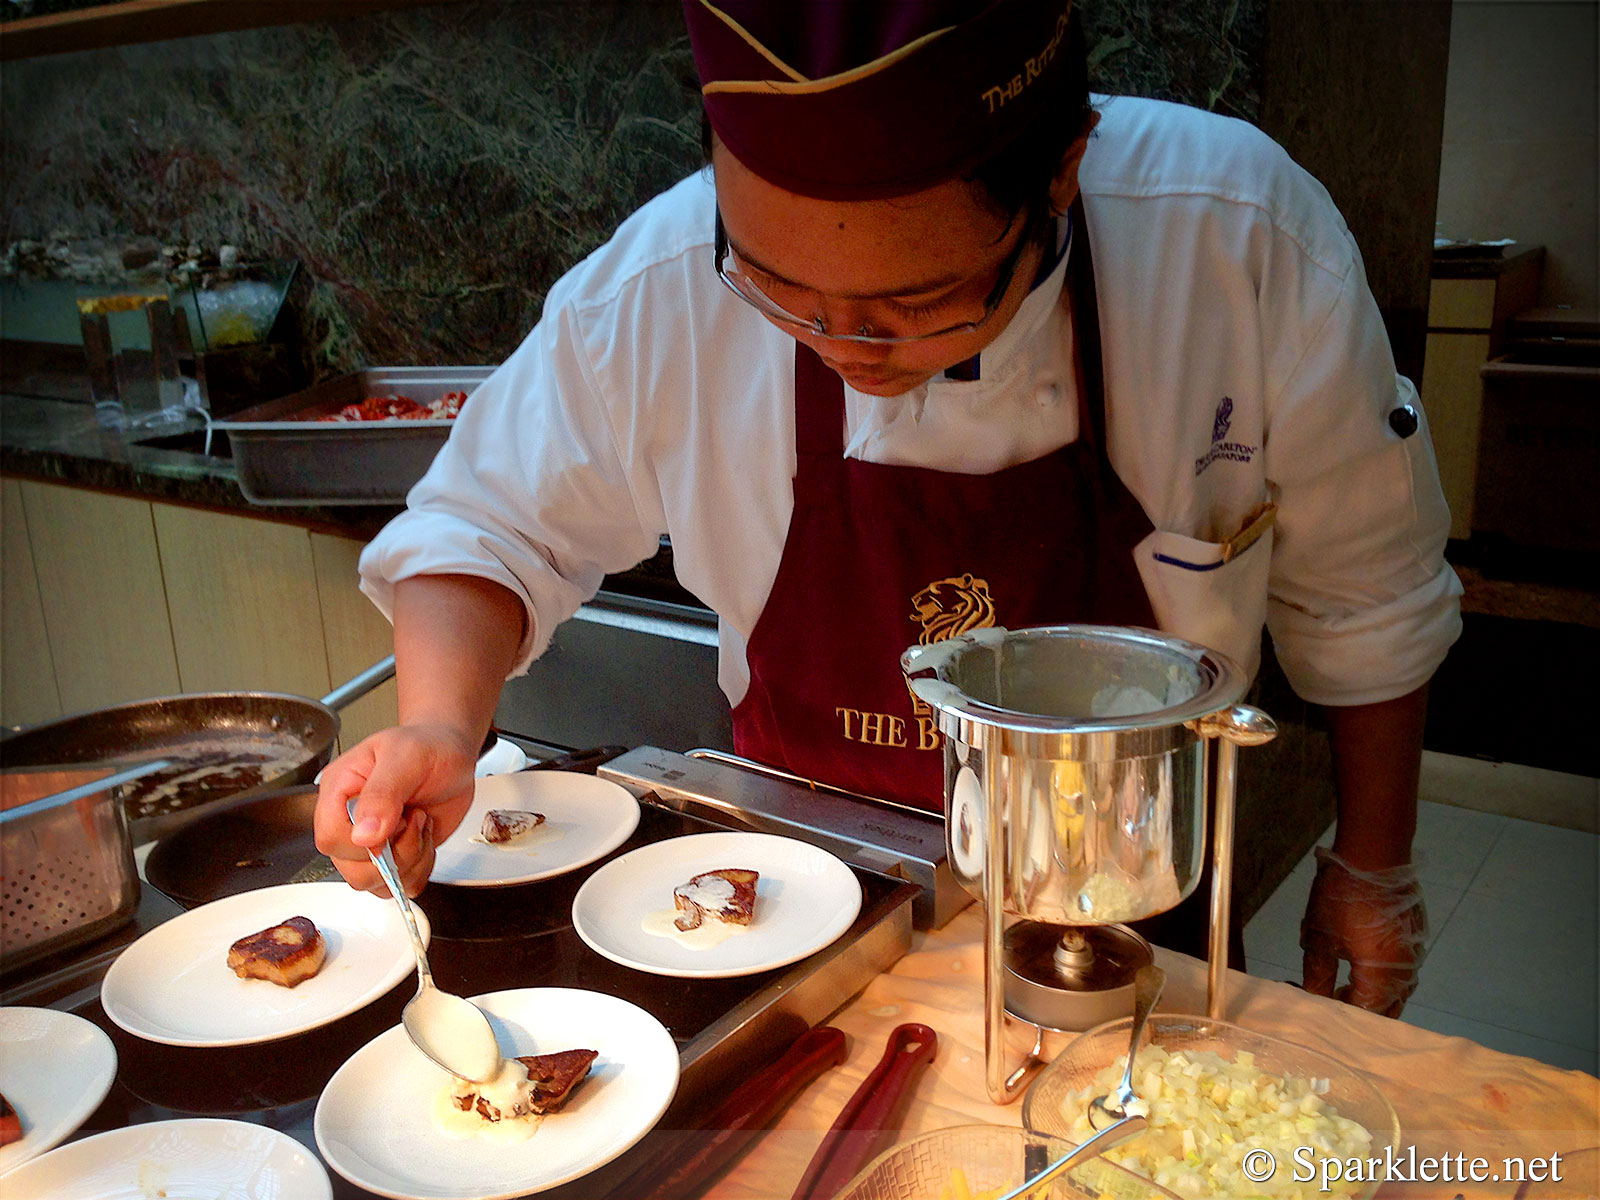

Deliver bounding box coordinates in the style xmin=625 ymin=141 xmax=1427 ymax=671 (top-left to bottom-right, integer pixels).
xmin=321 ymin=655 xmax=396 ymax=712
xmin=0 ymin=758 xmax=172 ymax=823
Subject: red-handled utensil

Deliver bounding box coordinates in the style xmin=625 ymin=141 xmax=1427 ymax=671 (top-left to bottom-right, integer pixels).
xmin=789 ymin=1023 xmax=939 ymax=1200
xmin=616 ymin=1025 xmax=849 ymax=1200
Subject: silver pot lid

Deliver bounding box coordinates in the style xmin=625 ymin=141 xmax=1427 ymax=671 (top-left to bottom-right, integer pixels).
xmin=900 ymin=624 xmax=1249 ymax=736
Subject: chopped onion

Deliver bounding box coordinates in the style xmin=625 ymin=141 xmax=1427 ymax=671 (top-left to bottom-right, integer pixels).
xmin=1057 ymin=1044 xmax=1375 ymax=1199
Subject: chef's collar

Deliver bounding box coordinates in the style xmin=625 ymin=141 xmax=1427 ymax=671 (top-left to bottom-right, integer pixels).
xmin=684 ymin=0 xmax=1076 ymax=200
xmin=942 ymin=209 xmax=1073 ymax=383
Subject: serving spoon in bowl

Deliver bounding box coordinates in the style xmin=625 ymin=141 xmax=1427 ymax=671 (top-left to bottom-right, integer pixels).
xmin=347 ymin=798 xmax=503 ymax=1083
xmin=1089 ymin=963 xmax=1166 ymax=1130
xmin=997 ymin=1111 xmax=1149 ymax=1200
xmin=997 ymin=965 xmax=1166 ymax=1200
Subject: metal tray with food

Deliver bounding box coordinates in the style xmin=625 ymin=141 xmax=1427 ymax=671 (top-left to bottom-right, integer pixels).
xmin=214 ymin=366 xmax=493 ymax=505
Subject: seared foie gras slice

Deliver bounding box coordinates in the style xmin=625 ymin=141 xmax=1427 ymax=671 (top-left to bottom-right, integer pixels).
xmin=450 ymin=1049 xmax=599 ymax=1122
xmin=481 ymin=808 xmax=545 ymax=843
xmin=0 ymin=1092 xmax=21 ymax=1147
xmin=226 ymin=915 xmax=327 ymax=987
xmin=673 ymin=868 xmax=759 ymax=931
xmin=520 ymin=1048 xmax=600 ymax=1113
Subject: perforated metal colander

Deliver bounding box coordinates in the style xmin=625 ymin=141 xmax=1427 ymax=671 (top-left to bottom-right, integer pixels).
xmin=1 ymin=780 xmax=140 ymax=973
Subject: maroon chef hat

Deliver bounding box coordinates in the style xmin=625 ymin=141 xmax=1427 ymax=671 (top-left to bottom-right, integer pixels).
xmin=684 ymin=0 xmax=1077 ymax=199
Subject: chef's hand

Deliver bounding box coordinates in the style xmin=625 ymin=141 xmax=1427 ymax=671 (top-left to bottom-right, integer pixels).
xmin=313 ymin=722 xmax=480 ymax=898
xmin=1301 ymin=846 xmax=1427 ymax=1017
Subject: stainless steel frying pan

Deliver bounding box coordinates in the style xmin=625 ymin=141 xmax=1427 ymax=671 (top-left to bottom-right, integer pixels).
xmin=0 ymin=656 xmax=395 ymax=842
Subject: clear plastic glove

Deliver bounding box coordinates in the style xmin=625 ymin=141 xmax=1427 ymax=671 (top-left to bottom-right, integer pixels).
xmin=1301 ymin=846 xmax=1427 ymax=1017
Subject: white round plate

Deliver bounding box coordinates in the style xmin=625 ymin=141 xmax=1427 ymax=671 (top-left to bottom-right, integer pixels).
xmin=315 ymin=987 xmax=678 ymax=1200
xmin=316 ymin=736 xmax=528 ymax=784
xmin=474 ymin=736 xmax=529 ymax=776
xmin=0 ymin=1118 xmax=330 ymax=1199
xmin=430 ymin=772 xmax=640 ymax=887
xmin=571 ymin=832 xmax=862 ymax=979
xmin=0 ymin=1008 xmax=117 ymax=1174
xmin=100 ymin=881 xmax=426 ymax=1047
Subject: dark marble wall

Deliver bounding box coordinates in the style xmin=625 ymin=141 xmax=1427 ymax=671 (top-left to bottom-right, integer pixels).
xmin=3 ymin=3 xmax=702 ymax=369
xmin=3 ymin=0 xmax=1262 ymax=374
xmin=1260 ymin=0 xmax=1453 ymax=389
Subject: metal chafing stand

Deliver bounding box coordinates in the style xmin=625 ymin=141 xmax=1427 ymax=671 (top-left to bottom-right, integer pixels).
xmin=902 ymin=625 xmax=1279 ymax=1104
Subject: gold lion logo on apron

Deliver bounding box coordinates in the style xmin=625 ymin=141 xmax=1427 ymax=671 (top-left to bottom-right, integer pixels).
xmin=909 ymin=574 xmax=996 ymax=645
xmin=906 ymin=574 xmax=996 ymax=721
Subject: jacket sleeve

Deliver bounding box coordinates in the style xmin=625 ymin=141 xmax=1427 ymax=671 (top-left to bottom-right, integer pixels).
xmin=1261 ymin=235 xmax=1463 ymax=707
xmin=357 ymin=280 xmax=666 ymax=677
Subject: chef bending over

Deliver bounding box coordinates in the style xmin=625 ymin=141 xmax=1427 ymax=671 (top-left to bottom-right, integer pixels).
xmin=315 ymin=0 xmax=1462 ymax=1017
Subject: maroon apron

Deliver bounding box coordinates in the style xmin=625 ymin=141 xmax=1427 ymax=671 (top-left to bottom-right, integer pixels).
xmin=732 ymin=198 xmax=1158 ymax=811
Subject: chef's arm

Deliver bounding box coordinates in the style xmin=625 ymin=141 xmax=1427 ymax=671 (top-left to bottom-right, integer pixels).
xmin=392 ymin=573 xmax=528 ymax=746
xmin=1325 ymin=683 xmax=1428 ymax=870
xmin=315 ymin=572 xmax=528 ymax=896
xmin=1301 ymin=683 xmax=1431 ymax=1015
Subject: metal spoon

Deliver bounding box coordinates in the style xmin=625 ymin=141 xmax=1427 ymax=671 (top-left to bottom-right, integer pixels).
xmin=1089 ymin=963 xmax=1166 ymax=1130
xmin=995 ymin=1112 xmax=1149 ymax=1200
xmin=347 ymin=798 xmax=502 ymax=1083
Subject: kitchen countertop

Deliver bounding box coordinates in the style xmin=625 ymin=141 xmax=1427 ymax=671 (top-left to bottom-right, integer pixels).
xmin=1431 ymin=244 xmax=1545 ymax=281
xmin=0 ymin=390 xmax=400 ymax=538
xmin=12 ymin=892 xmax=1594 ymax=1198
xmin=711 ymin=906 xmax=1600 ymax=1200
xmin=0 ymin=388 xmax=694 ymax=602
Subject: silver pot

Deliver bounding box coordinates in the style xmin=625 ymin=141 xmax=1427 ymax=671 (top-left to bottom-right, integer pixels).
xmin=902 ymin=624 xmax=1272 ymax=925
xmin=902 ymin=624 xmax=1278 ymax=1103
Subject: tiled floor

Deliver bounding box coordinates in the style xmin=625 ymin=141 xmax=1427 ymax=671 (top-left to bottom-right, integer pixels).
xmin=1244 ymin=752 xmax=1600 ymax=1076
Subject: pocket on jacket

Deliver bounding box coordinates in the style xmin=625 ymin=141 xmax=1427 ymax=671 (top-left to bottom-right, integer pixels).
xmin=1133 ymin=526 xmax=1273 ymax=679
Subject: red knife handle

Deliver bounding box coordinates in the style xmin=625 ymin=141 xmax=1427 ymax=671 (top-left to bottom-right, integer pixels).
xmin=618 ymin=1026 xmax=848 ymax=1200
xmin=789 ymin=1023 xmax=939 ymax=1200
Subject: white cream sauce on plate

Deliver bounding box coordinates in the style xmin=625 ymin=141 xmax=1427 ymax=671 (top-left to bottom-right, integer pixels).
xmin=467 ymin=822 xmax=563 ymax=852
xmin=432 ymin=1081 xmax=544 ymax=1144
xmin=639 ymin=909 xmax=750 ymax=950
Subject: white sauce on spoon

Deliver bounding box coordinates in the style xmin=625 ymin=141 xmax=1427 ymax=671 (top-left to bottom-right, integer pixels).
xmin=406 ymin=987 xmax=503 ymax=1084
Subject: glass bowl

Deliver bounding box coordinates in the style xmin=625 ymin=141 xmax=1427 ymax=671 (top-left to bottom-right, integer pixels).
xmin=1023 ymin=1015 xmax=1401 ymax=1200
xmin=1514 ymin=1146 xmax=1598 ymax=1199
xmin=833 ymin=1124 xmax=1177 ymax=1200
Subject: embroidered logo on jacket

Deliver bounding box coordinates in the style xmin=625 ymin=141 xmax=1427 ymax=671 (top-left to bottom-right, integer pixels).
xmin=1195 ymin=397 xmax=1257 ymax=475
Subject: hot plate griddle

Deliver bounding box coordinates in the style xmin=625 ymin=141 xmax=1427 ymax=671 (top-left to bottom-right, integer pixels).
xmin=18 ymin=800 xmax=918 ymax=1200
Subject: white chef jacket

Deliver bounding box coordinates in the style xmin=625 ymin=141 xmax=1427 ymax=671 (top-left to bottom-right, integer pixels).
xmin=361 ymin=95 xmax=1462 ymax=710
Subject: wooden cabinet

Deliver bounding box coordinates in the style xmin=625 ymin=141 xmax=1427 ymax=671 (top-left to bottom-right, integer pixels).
xmin=0 ymin=477 xmax=397 ymax=747
xmin=153 ymin=505 xmax=331 ymax=698
xmin=1419 ymin=249 xmax=1543 ymax=540
xmin=11 ymin=480 xmax=179 ymax=717
xmin=1 ymin=479 xmax=62 ymax=727
xmin=310 ymin=532 xmax=401 ymax=749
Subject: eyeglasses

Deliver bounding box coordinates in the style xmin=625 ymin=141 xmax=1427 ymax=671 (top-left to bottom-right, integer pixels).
xmin=713 ymin=206 xmax=1040 ymax=345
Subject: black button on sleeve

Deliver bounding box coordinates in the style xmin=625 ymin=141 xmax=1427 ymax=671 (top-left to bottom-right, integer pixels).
xmin=1388 ymin=404 xmax=1419 ymax=438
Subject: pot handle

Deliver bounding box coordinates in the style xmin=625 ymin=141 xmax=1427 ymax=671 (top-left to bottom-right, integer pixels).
xmin=1187 ymin=702 xmax=1278 ymax=745
xmin=320 ymin=655 xmax=396 ymax=712
xmin=1187 ymin=702 xmax=1276 ymax=1021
